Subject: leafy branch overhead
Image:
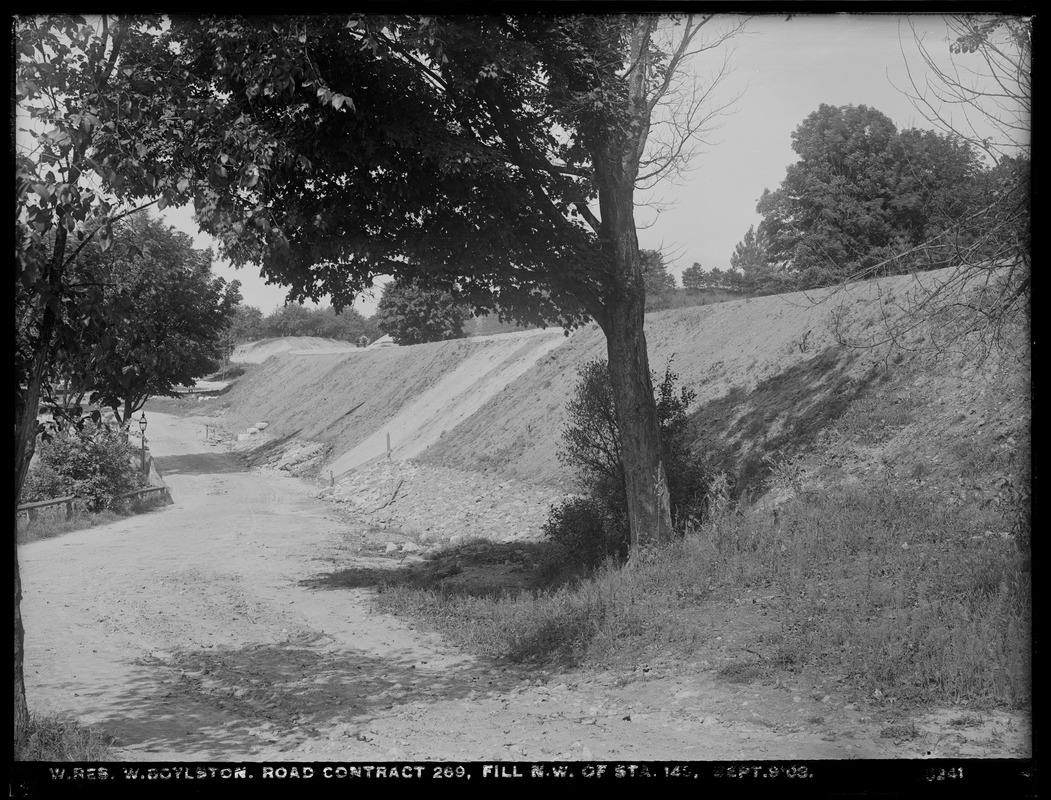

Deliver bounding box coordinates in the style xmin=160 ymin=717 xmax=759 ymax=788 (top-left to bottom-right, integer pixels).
xmin=122 ymin=15 xmax=741 ymax=328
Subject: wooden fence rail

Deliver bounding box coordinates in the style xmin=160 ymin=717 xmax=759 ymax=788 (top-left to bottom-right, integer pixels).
xmin=116 ymin=486 xmax=171 ymax=503
xmin=16 ymin=495 xmax=77 ymax=521
xmin=17 ymin=485 xmax=172 ymax=521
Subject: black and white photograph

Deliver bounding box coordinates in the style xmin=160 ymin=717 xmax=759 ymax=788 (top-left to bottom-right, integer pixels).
xmin=14 ymin=10 xmax=1031 ymax=789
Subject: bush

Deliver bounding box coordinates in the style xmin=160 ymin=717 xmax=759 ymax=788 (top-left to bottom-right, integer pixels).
xmin=21 ymin=425 xmax=145 ymax=512
xmin=654 ymin=361 xmax=712 ymax=526
xmin=542 ymin=496 xmax=630 ymax=571
xmin=550 ymin=358 xmax=712 ymax=567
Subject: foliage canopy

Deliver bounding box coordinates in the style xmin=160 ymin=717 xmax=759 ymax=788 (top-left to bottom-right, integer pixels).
xmin=41 ymin=212 xmax=242 ymax=423
xmin=20 ymin=425 xmax=145 ymax=513
xmin=753 ymin=103 xmax=986 ymax=287
xmin=375 ymin=278 xmax=472 ymax=345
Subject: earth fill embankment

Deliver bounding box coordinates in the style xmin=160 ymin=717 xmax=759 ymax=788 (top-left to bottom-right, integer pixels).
xmin=222 ymin=327 xmax=571 ymax=480
xmin=222 ymin=268 xmax=1028 ymax=522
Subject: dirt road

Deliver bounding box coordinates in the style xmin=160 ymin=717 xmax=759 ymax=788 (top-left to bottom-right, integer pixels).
xmin=19 ymin=413 xmax=1028 ymax=763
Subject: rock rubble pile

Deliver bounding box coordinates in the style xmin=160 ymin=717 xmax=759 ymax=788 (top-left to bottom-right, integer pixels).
xmin=318 ymin=459 xmax=566 ymax=545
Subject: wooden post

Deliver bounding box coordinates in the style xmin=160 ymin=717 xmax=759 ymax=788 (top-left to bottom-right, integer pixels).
xmin=386 ymin=432 xmax=391 ymax=459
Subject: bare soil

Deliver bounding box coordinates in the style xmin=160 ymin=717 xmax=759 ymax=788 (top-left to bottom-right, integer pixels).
xmin=20 ymin=412 xmax=1029 ymax=763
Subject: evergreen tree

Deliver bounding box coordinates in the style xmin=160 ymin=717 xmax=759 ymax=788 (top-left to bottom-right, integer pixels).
xmin=681 ymin=262 xmax=706 ymax=291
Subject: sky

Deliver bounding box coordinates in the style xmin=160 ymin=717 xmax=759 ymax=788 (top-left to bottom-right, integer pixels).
xmin=161 ymin=12 xmax=1022 ymax=317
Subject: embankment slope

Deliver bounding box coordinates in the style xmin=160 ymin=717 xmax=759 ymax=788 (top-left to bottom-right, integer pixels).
xmin=223 ymin=268 xmax=1029 ymax=507
xmin=221 ymin=328 xmax=571 ymax=477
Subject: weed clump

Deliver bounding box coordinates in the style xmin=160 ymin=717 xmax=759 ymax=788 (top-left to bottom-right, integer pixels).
xmin=16 ymin=714 xmax=117 ymax=761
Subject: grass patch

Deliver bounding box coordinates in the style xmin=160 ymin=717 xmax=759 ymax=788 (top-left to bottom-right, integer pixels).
xmin=16 ymin=714 xmax=118 ymax=761
xmin=17 ymin=495 xmax=171 ymax=545
xmin=725 ymin=488 xmax=1030 ymax=708
xmin=375 ymin=535 xmax=724 ymax=667
xmin=367 ymin=483 xmax=1030 ymax=709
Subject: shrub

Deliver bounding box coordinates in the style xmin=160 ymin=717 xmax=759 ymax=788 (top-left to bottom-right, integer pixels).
xmin=551 ymin=358 xmax=712 ymax=566
xmin=542 ymin=496 xmax=630 ymax=571
xmin=21 ymin=425 xmax=145 ymax=512
xmin=654 ymin=361 xmax=712 ymax=525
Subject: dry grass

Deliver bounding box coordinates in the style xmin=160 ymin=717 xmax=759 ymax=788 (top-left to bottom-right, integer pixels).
xmin=15 ymin=714 xmax=118 ymax=761
xmin=377 ymin=481 xmax=1030 ymax=709
xmin=17 ymin=494 xmax=171 ymax=545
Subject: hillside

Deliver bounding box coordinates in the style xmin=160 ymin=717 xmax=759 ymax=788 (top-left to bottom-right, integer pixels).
xmin=221 ymin=328 xmax=569 ymax=474
xmin=218 ymin=267 xmax=1029 ymax=540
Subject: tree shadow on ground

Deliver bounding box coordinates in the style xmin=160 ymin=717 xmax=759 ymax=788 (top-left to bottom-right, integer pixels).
xmin=690 ymin=346 xmax=882 ymax=500
xmin=153 ymin=452 xmax=248 ymax=476
xmin=89 ymin=641 xmax=536 ymax=759
xmin=303 ymin=540 xmax=569 ymax=599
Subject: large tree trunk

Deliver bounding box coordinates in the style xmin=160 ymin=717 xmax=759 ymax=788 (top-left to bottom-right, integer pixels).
xmin=595 ymin=170 xmax=673 ymax=549
xmin=14 ymin=548 xmax=28 ymax=753
xmin=14 ymin=227 xmax=67 ymax=752
xmin=603 ymin=295 xmax=672 ymax=549
xmin=13 ymin=327 xmax=51 ymax=754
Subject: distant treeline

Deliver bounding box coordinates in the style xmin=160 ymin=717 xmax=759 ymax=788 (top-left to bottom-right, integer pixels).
xmin=228 ymin=304 xmax=382 ymax=345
